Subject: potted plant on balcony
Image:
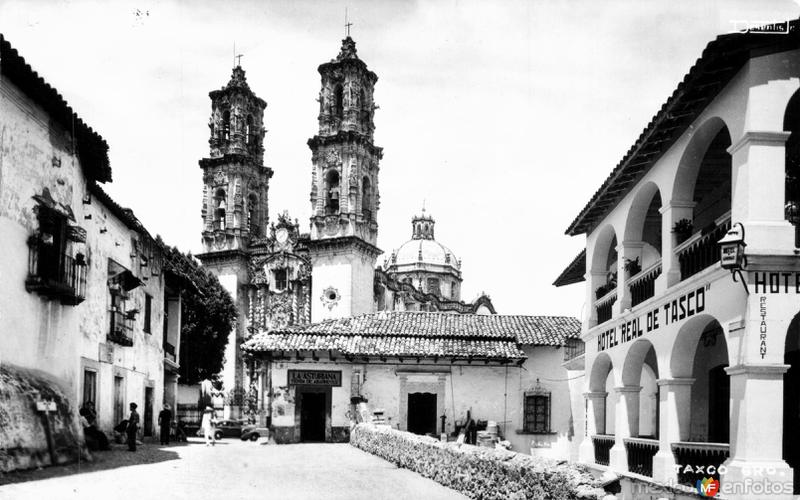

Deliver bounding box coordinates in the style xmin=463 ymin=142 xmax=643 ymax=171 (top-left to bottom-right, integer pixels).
xmin=672 ymin=218 xmax=693 ymax=244
xmin=624 ymin=257 xmax=641 ymax=277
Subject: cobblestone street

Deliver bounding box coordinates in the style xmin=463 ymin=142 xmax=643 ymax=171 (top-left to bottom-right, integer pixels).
xmin=0 ymin=438 xmax=467 ymax=500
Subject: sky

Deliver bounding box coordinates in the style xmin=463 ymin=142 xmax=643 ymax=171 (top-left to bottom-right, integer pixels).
xmin=2 ymin=0 xmax=798 ymax=317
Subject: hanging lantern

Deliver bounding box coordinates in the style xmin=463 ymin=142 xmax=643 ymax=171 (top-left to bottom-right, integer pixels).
xmin=718 ymin=222 xmax=746 ymax=271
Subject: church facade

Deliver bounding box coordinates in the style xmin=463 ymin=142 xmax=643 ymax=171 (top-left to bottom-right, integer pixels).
xmin=196 ymin=37 xmax=496 ymax=418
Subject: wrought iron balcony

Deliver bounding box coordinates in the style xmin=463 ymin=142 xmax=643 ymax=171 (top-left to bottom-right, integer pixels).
xmin=627 ymin=261 xmax=662 ymax=308
xmin=25 ymin=237 xmax=87 ymax=305
xmin=592 ymin=434 xmax=615 ymax=466
xmin=676 ymin=215 xmax=731 ymax=281
xmin=624 ymin=437 xmax=659 ymax=477
xmin=594 ymin=291 xmax=617 ymax=326
xmin=563 ymin=337 xmax=585 ymax=362
xmin=672 ymin=441 xmax=729 ymax=487
xmin=107 ymin=310 xmax=134 ymax=346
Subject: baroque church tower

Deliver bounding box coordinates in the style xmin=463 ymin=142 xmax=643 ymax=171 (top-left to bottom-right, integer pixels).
xmin=197 ymin=64 xmax=271 ymax=410
xmin=307 ymin=36 xmax=382 ymax=322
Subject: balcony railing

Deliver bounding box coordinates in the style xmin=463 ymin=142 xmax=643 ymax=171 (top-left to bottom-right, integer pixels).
xmin=563 ymin=337 xmax=585 ymax=362
xmin=592 ymin=434 xmax=615 ymax=466
xmin=164 ymin=341 xmax=176 ymax=362
xmin=26 ymin=238 xmax=87 ymax=306
xmin=108 ymin=310 xmax=134 ymax=346
xmin=625 ymin=437 xmax=659 ymax=477
xmin=671 ymin=441 xmax=729 ymax=486
xmin=627 ymin=261 xmax=662 ymax=308
xmin=676 ymin=215 xmax=731 ymax=281
xmin=595 ymin=292 xmax=617 ymax=325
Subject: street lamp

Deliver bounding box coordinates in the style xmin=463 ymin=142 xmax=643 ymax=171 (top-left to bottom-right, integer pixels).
xmin=718 ymin=222 xmax=748 ymax=293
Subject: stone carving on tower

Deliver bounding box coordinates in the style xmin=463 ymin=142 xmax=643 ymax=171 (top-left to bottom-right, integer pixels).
xmin=306 ymin=36 xmax=383 ymax=322
xmin=200 ymin=65 xmax=272 ymax=254
xmin=308 ymin=36 xmax=381 ymax=245
xmin=196 ymin=63 xmax=272 ymax=418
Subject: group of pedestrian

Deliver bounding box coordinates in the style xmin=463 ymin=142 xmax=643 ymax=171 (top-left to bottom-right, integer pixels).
xmin=81 ymin=401 xmax=179 ymax=452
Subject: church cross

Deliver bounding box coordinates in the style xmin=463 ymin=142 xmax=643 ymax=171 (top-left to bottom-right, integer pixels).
xmin=345 ymin=8 xmax=353 ymax=37
xmin=236 ymin=54 xmax=244 ymax=67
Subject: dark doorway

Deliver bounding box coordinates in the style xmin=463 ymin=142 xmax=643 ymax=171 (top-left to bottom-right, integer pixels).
xmin=407 ymin=392 xmax=437 ymax=435
xmin=144 ymin=387 xmax=154 ymax=437
xmin=300 ymin=392 xmax=326 ymax=442
xmin=708 ymin=364 xmax=729 ymax=443
xmin=113 ymin=376 xmax=124 ymax=425
xmin=784 ymin=313 xmax=800 ymax=493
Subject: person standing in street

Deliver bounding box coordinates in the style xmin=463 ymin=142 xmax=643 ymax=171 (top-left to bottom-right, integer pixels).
xmin=126 ymin=402 xmax=140 ymax=452
xmin=200 ymin=406 xmax=216 ymax=446
xmin=158 ymin=403 xmax=173 ymax=445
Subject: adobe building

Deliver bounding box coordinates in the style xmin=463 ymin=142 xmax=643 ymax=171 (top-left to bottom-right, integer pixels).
xmin=0 ymin=35 xmax=185 ymax=471
xmin=555 ymin=22 xmax=800 ymax=499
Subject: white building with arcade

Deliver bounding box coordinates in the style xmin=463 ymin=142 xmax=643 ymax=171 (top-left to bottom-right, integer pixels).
xmin=555 ymin=22 xmax=800 ymax=499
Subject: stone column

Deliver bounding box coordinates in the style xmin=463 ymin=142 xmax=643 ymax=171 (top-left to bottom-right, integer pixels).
xmin=723 ymin=364 xmax=793 ymax=500
xmin=585 ymin=271 xmax=607 ymax=326
xmin=579 ymin=391 xmax=607 ymax=463
xmin=729 ymin=131 xmax=795 ymax=254
xmin=657 ymin=200 xmax=695 ymax=291
xmin=652 ymin=378 xmax=694 ymax=483
xmin=616 ymin=241 xmax=644 ymax=312
xmin=609 ymin=385 xmax=641 ymax=471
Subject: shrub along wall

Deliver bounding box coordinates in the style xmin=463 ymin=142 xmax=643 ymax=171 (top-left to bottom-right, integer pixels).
xmin=350 ymin=424 xmax=605 ymax=500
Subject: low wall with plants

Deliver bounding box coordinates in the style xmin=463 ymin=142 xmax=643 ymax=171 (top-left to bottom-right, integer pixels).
xmin=350 ymin=424 xmax=605 ymax=500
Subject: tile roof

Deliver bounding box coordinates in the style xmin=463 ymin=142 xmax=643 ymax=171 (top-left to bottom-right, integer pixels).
xmin=553 ymin=249 xmax=586 ymax=287
xmin=0 ymin=34 xmax=111 ymax=183
xmin=566 ymin=21 xmax=800 ymax=236
xmin=241 ymin=311 xmax=581 ymax=360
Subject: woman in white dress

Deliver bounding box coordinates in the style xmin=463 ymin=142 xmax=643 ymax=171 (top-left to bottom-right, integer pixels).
xmin=200 ymin=406 xmax=216 ymax=446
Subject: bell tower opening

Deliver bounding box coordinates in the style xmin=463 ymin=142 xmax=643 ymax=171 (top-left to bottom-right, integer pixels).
xmin=325 ymin=170 xmax=340 ymax=215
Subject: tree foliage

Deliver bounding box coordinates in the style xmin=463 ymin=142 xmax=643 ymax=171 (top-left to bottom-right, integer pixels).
xmin=159 ymin=240 xmax=237 ymax=386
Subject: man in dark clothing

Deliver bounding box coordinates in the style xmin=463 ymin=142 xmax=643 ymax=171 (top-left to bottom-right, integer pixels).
xmin=127 ymin=402 xmax=140 ymax=451
xmin=158 ymin=404 xmax=173 ymax=445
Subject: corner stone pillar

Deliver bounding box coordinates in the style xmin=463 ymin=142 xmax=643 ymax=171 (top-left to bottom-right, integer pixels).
xmin=609 ymin=385 xmax=641 ymax=471
xmin=723 ymin=364 xmax=793 ymax=500
xmin=729 ymin=131 xmax=796 ymax=254
xmin=652 ymin=378 xmax=694 ymax=483
xmin=579 ymin=391 xmax=607 ymax=463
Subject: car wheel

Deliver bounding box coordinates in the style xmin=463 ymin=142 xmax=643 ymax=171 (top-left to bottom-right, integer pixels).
xmin=215 ymin=431 xmax=223 ymax=440
xmin=249 ymin=433 xmax=259 ymax=441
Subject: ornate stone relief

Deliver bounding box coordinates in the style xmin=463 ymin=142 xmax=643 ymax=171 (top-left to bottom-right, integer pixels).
xmin=321 ymin=286 xmax=341 ymax=310
xmin=213 ymin=171 xmax=228 ymax=186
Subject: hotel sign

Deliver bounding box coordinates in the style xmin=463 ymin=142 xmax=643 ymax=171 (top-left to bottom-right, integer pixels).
xmin=288 ymin=370 xmax=342 ymax=387
xmin=597 ymin=286 xmax=707 ymax=352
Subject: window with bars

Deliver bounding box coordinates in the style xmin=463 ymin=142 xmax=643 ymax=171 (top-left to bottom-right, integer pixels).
xmin=524 ymin=393 xmax=551 ymax=433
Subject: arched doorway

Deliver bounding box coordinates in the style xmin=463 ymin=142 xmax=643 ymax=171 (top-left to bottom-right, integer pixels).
xmin=784 ymin=90 xmax=800 ymax=246
xmin=588 ymin=353 xmax=615 ymax=465
xmin=783 ymin=311 xmax=800 ymax=493
xmin=670 ymin=315 xmax=729 ymax=486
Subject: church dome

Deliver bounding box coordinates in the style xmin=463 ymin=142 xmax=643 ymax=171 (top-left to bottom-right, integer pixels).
xmin=385 ymin=209 xmax=462 ymax=283
xmin=393 ymin=238 xmax=459 ymax=269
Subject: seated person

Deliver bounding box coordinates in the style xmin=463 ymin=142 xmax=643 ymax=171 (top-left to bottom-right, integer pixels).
xmin=80 ymin=402 xmax=110 ymax=450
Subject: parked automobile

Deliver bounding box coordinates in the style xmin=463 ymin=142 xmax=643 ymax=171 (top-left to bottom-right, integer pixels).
xmin=240 ymin=425 xmax=269 ymax=441
xmin=193 ymin=419 xmax=246 ymax=440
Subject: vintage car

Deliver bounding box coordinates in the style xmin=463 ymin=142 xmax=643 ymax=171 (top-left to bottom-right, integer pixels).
xmin=240 ymin=425 xmax=269 ymax=442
